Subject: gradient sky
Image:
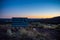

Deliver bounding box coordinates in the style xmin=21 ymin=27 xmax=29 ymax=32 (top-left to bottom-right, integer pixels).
xmin=0 ymin=0 xmax=60 ymax=18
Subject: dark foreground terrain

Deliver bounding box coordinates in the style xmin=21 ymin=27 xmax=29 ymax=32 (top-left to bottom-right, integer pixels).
xmin=0 ymin=27 xmax=60 ymax=40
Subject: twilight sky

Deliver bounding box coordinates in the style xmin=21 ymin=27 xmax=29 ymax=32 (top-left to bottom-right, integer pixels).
xmin=0 ymin=0 xmax=60 ymax=18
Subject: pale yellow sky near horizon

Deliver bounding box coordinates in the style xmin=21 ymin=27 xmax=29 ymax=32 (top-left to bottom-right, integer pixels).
xmin=27 ymin=14 xmax=60 ymax=18
xmin=1 ymin=15 xmax=60 ymax=18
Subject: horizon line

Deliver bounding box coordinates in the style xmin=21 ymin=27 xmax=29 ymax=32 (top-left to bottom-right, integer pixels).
xmin=0 ymin=16 xmax=60 ymax=19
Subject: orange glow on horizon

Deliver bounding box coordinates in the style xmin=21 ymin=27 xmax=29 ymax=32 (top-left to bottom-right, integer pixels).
xmin=27 ymin=15 xmax=59 ymax=18
xmin=1 ymin=15 xmax=60 ymax=18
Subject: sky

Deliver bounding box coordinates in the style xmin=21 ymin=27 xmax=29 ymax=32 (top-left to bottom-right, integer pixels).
xmin=0 ymin=0 xmax=60 ymax=18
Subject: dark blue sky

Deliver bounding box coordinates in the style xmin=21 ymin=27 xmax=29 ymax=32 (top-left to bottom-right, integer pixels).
xmin=0 ymin=0 xmax=60 ymax=18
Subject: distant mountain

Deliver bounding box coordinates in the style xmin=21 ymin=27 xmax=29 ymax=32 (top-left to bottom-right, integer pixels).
xmin=0 ymin=16 xmax=60 ymax=24
xmin=29 ymin=16 xmax=60 ymax=24
xmin=39 ymin=16 xmax=60 ymax=24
